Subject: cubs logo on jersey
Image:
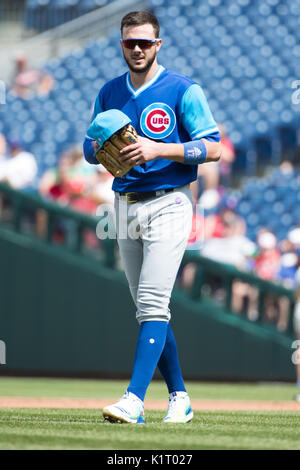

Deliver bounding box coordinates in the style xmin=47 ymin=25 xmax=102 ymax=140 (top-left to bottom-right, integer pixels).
xmin=140 ymin=103 xmax=176 ymax=140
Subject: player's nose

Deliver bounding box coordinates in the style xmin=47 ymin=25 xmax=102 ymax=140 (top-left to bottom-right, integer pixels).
xmin=132 ymin=44 xmax=142 ymax=52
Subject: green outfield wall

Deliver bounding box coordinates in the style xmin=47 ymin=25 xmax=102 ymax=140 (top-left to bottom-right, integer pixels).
xmin=0 ymin=226 xmax=295 ymax=381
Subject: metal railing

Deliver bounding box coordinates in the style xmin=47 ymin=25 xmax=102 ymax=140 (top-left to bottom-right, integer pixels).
xmin=181 ymin=252 xmax=295 ymax=338
xmin=0 ymin=182 xmax=116 ymax=268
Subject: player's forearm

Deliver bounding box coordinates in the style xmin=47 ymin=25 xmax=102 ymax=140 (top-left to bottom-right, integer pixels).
xmin=157 ymin=139 xmax=222 ymax=163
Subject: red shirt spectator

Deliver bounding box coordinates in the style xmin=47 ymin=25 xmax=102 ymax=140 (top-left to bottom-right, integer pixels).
xmin=254 ymin=230 xmax=281 ymax=280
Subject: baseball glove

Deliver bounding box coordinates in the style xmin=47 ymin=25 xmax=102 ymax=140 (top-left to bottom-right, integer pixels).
xmin=95 ymin=123 xmax=138 ymax=178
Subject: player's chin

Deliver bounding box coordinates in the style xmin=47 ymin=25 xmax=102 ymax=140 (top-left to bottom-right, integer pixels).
xmin=128 ymin=60 xmax=149 ymax=73
xmin=130 ymin=65 xmax=146 ymax=73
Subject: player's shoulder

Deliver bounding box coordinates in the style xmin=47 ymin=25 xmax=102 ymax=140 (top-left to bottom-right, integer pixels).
xmin=99 ymin=72 xmax=127 ymax=94
xmin=162 ymin=68 xmax=197 ymax=89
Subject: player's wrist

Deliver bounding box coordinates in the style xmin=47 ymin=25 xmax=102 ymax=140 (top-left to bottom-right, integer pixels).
xmin=156 ymin=142 xmax=167 ymax=159
xmin=156 ymin=143 xmax=185 ymax=160
xmin=183 ymin=140 xmax=207 ymax=165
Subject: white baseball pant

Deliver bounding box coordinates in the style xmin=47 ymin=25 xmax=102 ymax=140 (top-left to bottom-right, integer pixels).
xmin=114 ymin=184 xmax=193 ymax=323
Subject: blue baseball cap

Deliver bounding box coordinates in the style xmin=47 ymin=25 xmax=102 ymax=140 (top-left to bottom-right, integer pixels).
xmin=86 ymin=109 xmax=131 ymax=147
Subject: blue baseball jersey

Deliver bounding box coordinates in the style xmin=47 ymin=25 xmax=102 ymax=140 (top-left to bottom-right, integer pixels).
xmin=84 ymin=65 xmax=219 ymax=193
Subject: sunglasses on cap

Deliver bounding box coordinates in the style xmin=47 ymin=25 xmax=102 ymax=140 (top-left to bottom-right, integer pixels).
xmin=121 ymin=39 xmax=158 ymax=50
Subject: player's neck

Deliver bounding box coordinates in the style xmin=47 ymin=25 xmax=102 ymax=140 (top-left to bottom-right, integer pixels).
xmin=129 ymin=62 xmax=159 ymax=91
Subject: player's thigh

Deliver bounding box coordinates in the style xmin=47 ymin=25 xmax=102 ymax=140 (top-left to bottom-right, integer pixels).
xmin=117 ymin=235 xmax=143 ymax=304
xmin=137 ymin=192 xmax=193 ymax=309
xmin=114 ymin=196 xmax=143 ymax=304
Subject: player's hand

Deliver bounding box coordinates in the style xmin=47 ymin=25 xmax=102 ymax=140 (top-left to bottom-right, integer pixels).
xmin=119 ymin=136 xmax=160 ymax=166
xmin=92 ymin=141 xmax=100 ymax=151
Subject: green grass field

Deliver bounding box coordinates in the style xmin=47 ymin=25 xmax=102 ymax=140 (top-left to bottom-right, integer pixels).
xmin=0 ymin=377 xmax=299 ymax=450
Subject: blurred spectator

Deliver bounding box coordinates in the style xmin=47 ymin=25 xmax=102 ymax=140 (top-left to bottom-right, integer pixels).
xmin=0 ymin=138 xmax=37 ymax=223
xmin=198 ymin=188 xmax=221 ymax=215
xmin=200 ymin=210 xmax=253 ymax=267
xmin=218 ymin=123 xmax=236 ymax=188
xmin=276 ymin=239 xmax=299 ymax=289
xmin=254 ymin=229 xmax=281 ymax=280
xmin=288 ymin=226 xmax=300 ymax=257
xmin=278 ymin=160 xmax=295 ymax=177
xmin=191 ymin=161 xmax=219 ymax=201
xmin=0 ymin=133 xmax=7 ymax=160
xmin=186 ymin=188 xmax=221 ymax=248
xmin=90 ymin=165 xmax=114 ymax=207
xmin=39 ymin=145 xmax=98 ymax=213
xmin=187 ymin=193 xmax=244 ymax=249
xmin=201 ymin=204 xmax=246 ymax=242
xmin=37 ymin=145 xmax=99 ymax=240
xmin=187 ymin=189 xmax=225 ymax=249
xmin=187 ymin=210 xmax=205 ymax=249
xmin=11 ymin=53 xmax=54 ymax=99
xmin=0 ymin=139 xmax=37 ymax=189
xmin=252 ymin=229 xmax=281 ymax=324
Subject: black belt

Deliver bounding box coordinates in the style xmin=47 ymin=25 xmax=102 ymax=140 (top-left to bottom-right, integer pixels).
xmin=116 ymin=188 xmax=175 ymax=203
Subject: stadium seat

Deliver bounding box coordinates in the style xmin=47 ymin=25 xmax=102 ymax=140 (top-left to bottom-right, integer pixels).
xmin=24 ymin=0 xmax=108 ymax=30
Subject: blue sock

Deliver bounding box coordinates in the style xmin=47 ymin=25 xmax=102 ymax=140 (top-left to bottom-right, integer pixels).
xmin=127 ymin=321 xmax=168 ymax=402
xmin=158 ymin=324 xmax=186 ymax=394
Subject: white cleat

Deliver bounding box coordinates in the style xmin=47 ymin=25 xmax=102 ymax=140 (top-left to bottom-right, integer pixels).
xmin=102 ymin=391 xmax=145 ymax=424
xmin=163 ymin=391 xmax=194 ymax=423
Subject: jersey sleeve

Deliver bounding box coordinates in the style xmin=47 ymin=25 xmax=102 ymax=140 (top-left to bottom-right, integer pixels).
xmin=91 ymin=91 xmax=104 ymax=120
xmin=180 ymin=84 xmax=220 ymax=141
xmin=83 ymin=91 xmax=104 ymax=164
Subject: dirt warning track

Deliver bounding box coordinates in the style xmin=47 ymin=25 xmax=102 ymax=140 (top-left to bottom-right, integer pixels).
xmin=0 ymin=397 xmax=299 ymax=411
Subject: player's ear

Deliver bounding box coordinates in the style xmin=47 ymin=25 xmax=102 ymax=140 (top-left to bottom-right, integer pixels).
xmin=156 ymin=38 xmax=162 ymax=52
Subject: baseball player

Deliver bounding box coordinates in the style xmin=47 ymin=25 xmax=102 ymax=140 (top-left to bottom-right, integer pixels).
xmin=84 ymin=11 xmax=221 ymax=423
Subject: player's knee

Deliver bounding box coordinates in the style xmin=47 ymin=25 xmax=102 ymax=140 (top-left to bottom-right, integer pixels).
xmin=136 ymin=284 xmax=171 ymax=322
xmin=136 ymin=307 xmax=171 ymax=324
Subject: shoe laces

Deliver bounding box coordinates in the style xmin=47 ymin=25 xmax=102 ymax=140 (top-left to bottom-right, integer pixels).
xmin=118 ymin=392 xmax=143 ymax=414
xmin=168 ymin=397 xmax=178 ymax=413
xmin=167 ymin=392 xmax=187 ymax=412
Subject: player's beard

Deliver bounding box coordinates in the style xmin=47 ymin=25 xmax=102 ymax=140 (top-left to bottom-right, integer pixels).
xmin=123 ymin=50 xmax=156 ymax=74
